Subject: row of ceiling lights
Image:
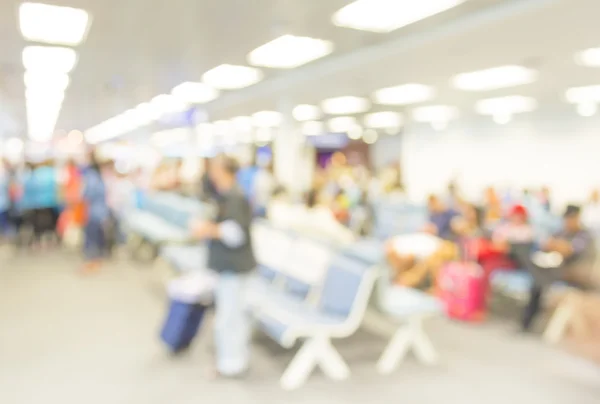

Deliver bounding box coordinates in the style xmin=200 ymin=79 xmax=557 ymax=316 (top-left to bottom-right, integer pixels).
xmin=83 ymin=0 xmax=473 ymax=143
xmin=19 ymin=2 xmax=92 ymax=142
xmin=85 ymin=0 xmax=600 ymax=144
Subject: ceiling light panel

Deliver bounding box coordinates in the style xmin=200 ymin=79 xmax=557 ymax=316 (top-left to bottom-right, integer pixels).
xmin=231 ymin=116 xmax=253 ymax=132
xmin=328 ymin=116 xmax=358 ymax=132
xmin=248 ymin=34 xmax=334 ymax=69
xmin=372 ymin=83 xmax=435 ymax=105
xmin=302 ymin=121 xmax=325 ymax=136
xmin=252 ymin=111 xmax=283 ymax=128
xmin=565 ymin=85 xmax=600 ymax=104
xmin=24 ymin=71 xmax=70 ymax=92
xmin=19 ymin=2 xmax=91 ymax=46
xmin=452 ymin=65 xmax=538 ymax=91
xmin=321 ymin=96 xmax=370 ymax=115
xmin=171 ymin=82 xmax=219 ymax=104
xmin=22 ymin=46 xmax=78 ymax=73
xmin=293 ymin=104 xmax=321 ymax=121
xmin=202 ymin=64 xmax=263 ymax=90
xmin=363 ymin=111 xmax=403 ymax=128
xmin=412 ymin=105 xmax=459 ymax=122
xmin=475 ymin=96 xmax=537 ymax=115
xmin=575 ymin=48 xmax=600 ymax=67
xmin=332 ymin=0 xmax=466 ymax=33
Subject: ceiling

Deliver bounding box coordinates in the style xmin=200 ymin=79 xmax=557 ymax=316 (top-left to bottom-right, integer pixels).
xmin=0 ymin=0 xmax=599 ymax=139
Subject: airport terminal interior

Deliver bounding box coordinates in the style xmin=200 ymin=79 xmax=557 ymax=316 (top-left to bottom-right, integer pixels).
xmin=1 ymin=0 xmax=600 ymax=402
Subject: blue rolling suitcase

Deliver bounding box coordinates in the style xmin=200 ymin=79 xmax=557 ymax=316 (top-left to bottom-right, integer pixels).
xmin=160 ymin=300 xmax=206 ymax=353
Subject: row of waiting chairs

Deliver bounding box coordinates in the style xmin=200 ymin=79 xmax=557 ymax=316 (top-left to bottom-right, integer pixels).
xmin=158 ymin=218 xmax=445 ymax=390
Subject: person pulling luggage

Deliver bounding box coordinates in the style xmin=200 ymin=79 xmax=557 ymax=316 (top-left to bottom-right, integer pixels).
xmin=190 ymin=154 xmax=256 ymax=379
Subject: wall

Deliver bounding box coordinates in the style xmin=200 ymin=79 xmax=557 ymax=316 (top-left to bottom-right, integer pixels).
xmin=398 ymin=112 xmax=600 ymax=209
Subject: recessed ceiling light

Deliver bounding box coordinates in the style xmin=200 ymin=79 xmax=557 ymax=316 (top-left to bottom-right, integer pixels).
xmin=372 ymin=83 xmax=435 ymax=105
xmin=293 ymin=104 xmax=321 ymax=121
xmin=362 ymin=129 xmax=378 ymax=144
xmin=576 ymin=103 xmax=597 ymax=117
xmin=363 ymin=111 xmax=403 ymax=128
xmin=231 ymin=116 xmax=253 ymax=132
xmin=327 ymin=116 xmax=358 ymax=132
xmin=412 ymin=105 xmax=459 ymax=122
xmin=575 ymin=48 xmax=600 ymax=67
xmin=565 ymin=85 xmax=600 ymax=104
xmin=22 ymin=46 xmax=78 ymax=74
xmin=171 ymin=82 xmax=219 ymax=104
xmin=19 ymin=2 xmax=91 ymax=46
xmin=475 ymin=95 xmax=537 ymax=116
xmin=321 ymin=96 xmax=370 ymax=115
xmin=332 ymin=0 xmax=467 ymax=33
xmin=452 ymin=65 xmax=538 ymax=91
xmin=202 ymin=64 xmax=263 ymax=90
xmin=302 ymin=121 xmax=325 ymax=136
xmin=24 ymin=71 xmax=70 ymax=92
xmin=150 ymin=94 xmax=188 ymax=116
xmin=252 ymin=111 xmax=283 ymax=128
xmin=248 ymin=34 xmax=333 ymax=69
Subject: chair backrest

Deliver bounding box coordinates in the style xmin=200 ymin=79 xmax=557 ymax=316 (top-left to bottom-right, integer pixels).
xmin=282 ymin=238 xmax=335 ymax=298
xmin=374 ymin=204 xmax=428 ymax=239
xmin=252 ymin=224 xmax=295 ymax=272
xmin=317 ymin=253 xmax=378 ymax=331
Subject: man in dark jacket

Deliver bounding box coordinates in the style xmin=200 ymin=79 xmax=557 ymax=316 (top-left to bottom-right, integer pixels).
xmin=191 ymin=154 xmax=256 ymax=378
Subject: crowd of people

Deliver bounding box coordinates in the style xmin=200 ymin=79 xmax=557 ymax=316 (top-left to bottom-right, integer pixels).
xmin=2 ymin=149 xmax=599 ymax=373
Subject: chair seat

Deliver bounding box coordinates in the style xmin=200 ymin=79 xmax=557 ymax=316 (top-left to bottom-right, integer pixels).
xmin=161 ymin=245 xmax=206 ymax=272
xmin=379 ymin=285 xmax=443 ymax=318
xmin=126 ymin=211 xmax=189 ymax=243
xmin=256 ymin=293 xmax=346 ymax=347
xmin=342 ymin=238 xmax=385 ymax=265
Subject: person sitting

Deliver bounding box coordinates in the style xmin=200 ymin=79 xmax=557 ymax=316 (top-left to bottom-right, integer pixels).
xmin=423 ymin=194 xmax=458 ymax=240
xmin=521 ymin=205 xmax=596 ymax=332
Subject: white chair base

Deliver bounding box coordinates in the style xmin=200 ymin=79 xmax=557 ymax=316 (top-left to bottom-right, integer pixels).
xmin=543 ymin=294 xmax=581 ymax=344
xmin=280 ymin=335 xmax=350 ymax=390
xmin=377 ymin=316 xmax=438 ymax=375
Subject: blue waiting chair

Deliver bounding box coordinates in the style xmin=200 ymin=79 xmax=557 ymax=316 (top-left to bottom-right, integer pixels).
xmin=255 ymin=251 xmax=379 ymax=390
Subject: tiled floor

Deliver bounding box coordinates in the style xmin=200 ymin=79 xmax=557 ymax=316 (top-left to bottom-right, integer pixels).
xmin=0 ymin=249 xmax=599 ymax=404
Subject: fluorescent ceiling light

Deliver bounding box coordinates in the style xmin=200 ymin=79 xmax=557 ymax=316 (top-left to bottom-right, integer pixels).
xmin=248 ymin=34 xmax=333 ymax=69
xmin=213 ymin=120 xmax=232 ymax=136
xmin=231 ymin=116 xmax=253 ymax=132
xmin=24 ymin=71 xmax=70 ymax=92
xmin=202 ymin=64 xmax=263 ymax=90
xmin=151 ymin=128 xmax=190 ymax=148
xmin=327 ymin=116 xmax=358 ymax=132
xmin=19 ymin=2 xmax=91 ymax=46
xmin=22 ymin=46 xmax=78 ymax=73
xmin=577 ymin=103 xmax=597 ymax=117
xmin=321 ymin=96 xmax=370 ymax=115
xmin=332 ymin=0 xmax=466 ymax=33
xmin=575 ymin=48 xmax=600 ymax=67
xmin=565 ymin=85 xmax=600 ymax=104
xmin=252 ymin=111 xmax=282 ymax=128
xmin=362 ymin=129 xmax=378 ymax=144
xmin=363 ymin=111 xmax=403 ymax=128
xmin=150 ymin=94 xmax=188 ymax=116
xmin=372 ymin=83 xmax=435 ymax=105
xmin=475 ymin=95 xmax=537 ymax=116
xmin=412 ymin=105 xmax=458 ymax=122
xmin=302 ymin=121 xmax=325 ymax=136
xmin=293 ymin=104 xmax=321 ymax=121
xmin=452 ymin=65 xmax=538 ymax=91
xmin=171 ymin=82 xmax=219 ymax=104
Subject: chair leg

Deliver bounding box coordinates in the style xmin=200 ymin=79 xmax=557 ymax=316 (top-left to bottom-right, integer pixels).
xmin=377 ymin=316 xmax=438 ymax=374
xmin=280 ymin=338 xmax=320 ymax=390
xmin=411 ymin=317 xmax=438 ymax=365
xmin=316 ymin=338 xmax=350 ymax=381
xmin=377 ymin=326 xmax=412 ymax=375
xmin=543 ymin=299 xmax=574 ymax=344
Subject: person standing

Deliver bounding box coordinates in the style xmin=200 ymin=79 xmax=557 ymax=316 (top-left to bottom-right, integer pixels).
xmin=81 ymin=152 xmax=109 ymax=273
xmin=190 ymin=155 xmax=256 ymax=378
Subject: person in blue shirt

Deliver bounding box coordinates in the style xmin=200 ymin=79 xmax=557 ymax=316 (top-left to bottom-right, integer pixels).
xmin=236 ymin=158 xmax=259 ymax=203
xmin=82 ymin=152 xmax=109 ymax=272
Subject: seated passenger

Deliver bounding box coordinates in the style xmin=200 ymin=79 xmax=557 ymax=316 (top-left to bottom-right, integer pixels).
xmin=522 ymin=205 xmax=597 ymax=331
xmin=423 ymin=195 xmax=458 ymax=240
